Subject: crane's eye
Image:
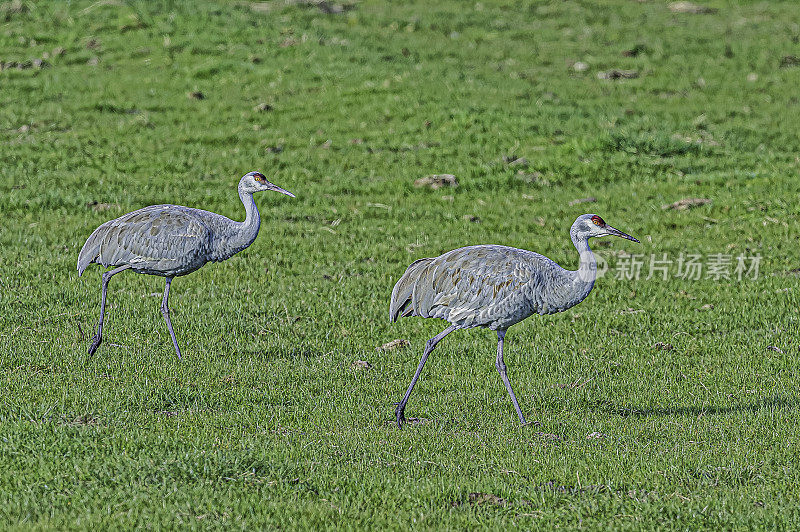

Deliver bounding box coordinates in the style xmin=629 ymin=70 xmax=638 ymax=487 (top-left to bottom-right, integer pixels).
xmin=253 ymin=173 xmax=266 ymax=183
xmin=591 ymin=215 xmax=605 ymax=227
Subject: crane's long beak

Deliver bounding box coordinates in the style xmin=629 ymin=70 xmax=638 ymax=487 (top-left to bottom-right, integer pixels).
xmin=606 ymin=225 xmax=640 ymax=243
xmin=267 ymin=182 xmax=296 ymax=198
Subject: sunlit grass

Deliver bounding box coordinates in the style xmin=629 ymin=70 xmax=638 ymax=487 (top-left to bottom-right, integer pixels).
xmin=2 ymin=0 xmax=800 ymax=528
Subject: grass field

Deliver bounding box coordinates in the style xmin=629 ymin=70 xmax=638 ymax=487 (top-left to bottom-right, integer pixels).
xmin=2 ymin=0 xmax=800 ymax=528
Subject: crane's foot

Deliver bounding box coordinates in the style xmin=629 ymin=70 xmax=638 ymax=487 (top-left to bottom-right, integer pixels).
xmin=395 ymin=404 xmax=406 ymax=428
xmin=87 ymin=334 xmax=102 ymax=356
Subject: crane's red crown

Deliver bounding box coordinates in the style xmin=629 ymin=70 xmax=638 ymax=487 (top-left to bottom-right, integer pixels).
xmin=253 ymin=172 xmax=266 ymax=183
xmin=591 ymin=215 xmax=606 ymax=227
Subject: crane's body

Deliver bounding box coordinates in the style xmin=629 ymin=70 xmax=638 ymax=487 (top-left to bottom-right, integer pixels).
xmin=390 ymin=244 xmax=596 ymax=330
xmin=78 ymin=171 xmax=294 ymax=359
xmin=79 ymin=203 xmax=259 ymax=278
xmin=389 ymin=214 xmax=639 ymax=427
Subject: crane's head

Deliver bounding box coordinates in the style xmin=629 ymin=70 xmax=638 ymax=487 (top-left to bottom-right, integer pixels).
xmin=239 ymin=171 xmax=296 ymax=197
xmin=572 ymin=214 xmax=639 ymax=243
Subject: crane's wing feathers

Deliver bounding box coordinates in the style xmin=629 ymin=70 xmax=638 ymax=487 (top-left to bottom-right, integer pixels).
xmin=389 ymin=257 xmax=433 ymax=321
xmin=78 ymin=205 xmax=214 ymax=276
xmin=390 ymin=245 xmax=564 ymax=328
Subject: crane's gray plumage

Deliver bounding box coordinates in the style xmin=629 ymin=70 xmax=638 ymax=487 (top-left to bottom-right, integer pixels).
xmin=389 ymin=214 xmax=639 ymax=427
xmin=78 ymin=171 xmax=294 ymax=359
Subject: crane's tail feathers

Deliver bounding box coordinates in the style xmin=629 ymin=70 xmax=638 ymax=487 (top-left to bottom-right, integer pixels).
xmin=410 ymin=259 xmax=440 ymax=318
xmin=77 ymin=230 xmax=102 ymax=276
xmin=77 ymin=250 xmax=97 ymax=277
xmin=389 ymin=257 xmax=434 ymax=322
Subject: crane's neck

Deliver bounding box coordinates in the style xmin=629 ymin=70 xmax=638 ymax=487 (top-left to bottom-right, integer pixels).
xmin=567 ymin=229 xmax=597 ymax=304
xmin=216 ymin=187 xmax=261 ymax=260
xmin=238 ymin=187 xmax=261 ymax=247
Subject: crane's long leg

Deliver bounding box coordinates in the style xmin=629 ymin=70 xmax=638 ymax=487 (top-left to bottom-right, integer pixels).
xmin=88 ymin=264 xmax=131 ymax=357
xmin=395 ymin=324 xmax=458 ymax=428
xmin=496 ymin=330 xmax=527 ymax=425
xmin=160 ymin=277 xmax=182 ymax=360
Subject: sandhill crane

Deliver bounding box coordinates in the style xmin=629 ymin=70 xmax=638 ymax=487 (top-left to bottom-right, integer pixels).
xmin=77 ymin=171 xmax=294 ymax=359
xmin=389 ymin=214 xmax=639 ymax=427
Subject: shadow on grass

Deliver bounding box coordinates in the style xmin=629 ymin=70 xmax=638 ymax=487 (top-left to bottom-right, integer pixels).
xmin=612 ymin=395 xmax=799 ymax=417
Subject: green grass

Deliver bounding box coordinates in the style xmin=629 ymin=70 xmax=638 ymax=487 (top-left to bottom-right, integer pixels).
xmin=2 ymin=0 xmax=800 ymax=528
